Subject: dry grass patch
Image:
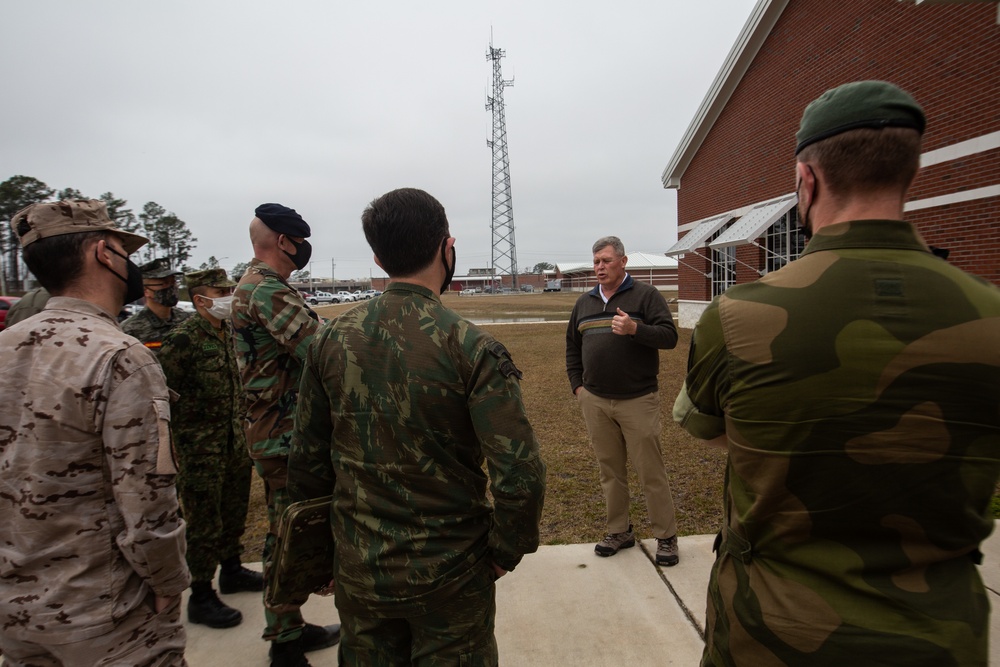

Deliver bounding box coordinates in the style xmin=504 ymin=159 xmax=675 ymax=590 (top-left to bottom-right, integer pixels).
xmin=246 ymin=291 xmax=1000 ymax=557
xmin=241 ymin=292 xmax=719 ymax=560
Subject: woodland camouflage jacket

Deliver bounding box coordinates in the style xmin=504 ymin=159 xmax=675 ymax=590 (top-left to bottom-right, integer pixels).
xmin=232 ymin=258 xmax=320 ymax=459
xmin=288 ymin=282 xmax=546 ymax=616
xmin=675 ymin=220 xmax=1000 ymax=667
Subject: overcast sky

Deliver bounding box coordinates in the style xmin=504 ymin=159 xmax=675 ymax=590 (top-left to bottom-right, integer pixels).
xmin=1 ymin=0 xmax=757 ymax=279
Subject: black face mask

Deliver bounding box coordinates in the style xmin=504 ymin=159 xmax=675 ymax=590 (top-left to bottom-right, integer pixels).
xmin=283 ymin=237 xmax=312 ymax=271
xmin=796 ymin=166 xmax=816 ymax=240
xmin=440 ymin=238 xmax=456 ymax=295
xmin=102 ymin=246 xmax=146 ymax=304
xmin=149 ymin=285 xmax=179 ymax=308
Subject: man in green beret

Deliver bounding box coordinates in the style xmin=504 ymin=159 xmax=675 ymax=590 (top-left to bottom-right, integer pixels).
xmin=674 ymin=81 xmax=1000 ymax=666
xmin=122 ymin=257 xmax=192 ymax=352
xmin=159 ymin=269 xmax=263 ymax=630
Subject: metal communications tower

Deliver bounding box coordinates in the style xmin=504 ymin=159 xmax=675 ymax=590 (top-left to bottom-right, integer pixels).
xmin=485 ymin=43 xmax=517 ymax=289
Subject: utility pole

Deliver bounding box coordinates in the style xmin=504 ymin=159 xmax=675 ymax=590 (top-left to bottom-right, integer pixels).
xmin=331 ymin=258 xmax=336 ymax=290
xmin=485 ymin=41 xmax=518 ymax=289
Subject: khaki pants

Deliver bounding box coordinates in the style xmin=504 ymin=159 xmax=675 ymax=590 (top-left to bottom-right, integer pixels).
xmin=0 ymin=595 xmax=186 ymax=667
xmin=578 ymin=389 xmax=677 ymax=538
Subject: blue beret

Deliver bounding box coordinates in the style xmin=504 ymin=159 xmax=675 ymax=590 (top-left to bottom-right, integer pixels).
xmin=254 ymin=203 xmax=311 ymax=238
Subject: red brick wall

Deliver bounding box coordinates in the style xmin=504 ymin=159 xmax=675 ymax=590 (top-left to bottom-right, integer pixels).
xmin=675 ymin=0 xmax=1000 ymax=298
xmin=911 ymin=196 xmax=1000 ymax=284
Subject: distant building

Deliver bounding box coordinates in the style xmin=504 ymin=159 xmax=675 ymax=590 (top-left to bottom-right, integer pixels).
xmin=663 ymin=0 xmax=1000 ymax=328
xmin=557 ymin=252 xmax=678 ymax=292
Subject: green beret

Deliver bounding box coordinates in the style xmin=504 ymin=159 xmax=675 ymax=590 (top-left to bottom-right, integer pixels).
xmin=184 ymin=268 xmax=237 ymax=291
xmin=796 ymin=80 xmax=925 ymax=155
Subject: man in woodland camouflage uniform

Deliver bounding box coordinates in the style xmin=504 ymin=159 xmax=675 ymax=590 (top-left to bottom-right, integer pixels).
xmin=4 ymin=285 xmax=50 ymax=328
xmin=674 ymin=81 xmax=1000 ymax=666
xmin=231 ymin=204 xmax=339 ymax=667
xmin=122 ymin=257 xmax=192 ymax=352
xmin=160 ymin=268 xmax=264 ymax=631
xmin=288 ymin=188 xmax=546 ymax=666
xmin=0 ymin=200 xmax=190 ymax=665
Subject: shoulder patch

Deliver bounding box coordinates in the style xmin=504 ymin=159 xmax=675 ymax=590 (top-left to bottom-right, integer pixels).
xmin=487 ymin=340 xmax=523 ymax=379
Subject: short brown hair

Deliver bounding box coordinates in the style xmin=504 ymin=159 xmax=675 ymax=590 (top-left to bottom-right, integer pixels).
xmin=22 ymin=231 xmax=108 ymax=294
xmin=797 ymin=127 xmax=921 ymax=197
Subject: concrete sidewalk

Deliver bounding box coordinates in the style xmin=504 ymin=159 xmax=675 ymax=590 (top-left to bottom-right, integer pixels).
xmin=186 ymin=526 xmax=1000 ymax=666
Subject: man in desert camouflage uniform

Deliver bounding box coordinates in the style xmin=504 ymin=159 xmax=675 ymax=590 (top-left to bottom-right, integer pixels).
xmin=160 ymin=268 xmax=264 ymax=631
xmin=0 ymin=200 xmax=190 ymax=666
xmin=674 ymin=81 xmax=1000 ymax=666
xmin=122 ymin=257 xmax=192 ymax=351
xmin=231 ymin=203 xmax=339 ymax=667
xmin=288 ymin=188 xmax=546 ymax=666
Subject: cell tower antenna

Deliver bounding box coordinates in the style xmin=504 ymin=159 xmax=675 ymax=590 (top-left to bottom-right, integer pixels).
xmin=485 ymin=41 xmax=518 ymax=289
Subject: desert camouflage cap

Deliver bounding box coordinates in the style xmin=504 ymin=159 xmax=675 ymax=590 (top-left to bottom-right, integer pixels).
xmin=184 ymin=268 xmax=237 ymax=291
xmin=139 ymin=258 xmax=182 ymax=279
xmin=10 ymin=199 xmax=148 ymax=253
xmin=796 ymin=80 xmax=926 ymax=155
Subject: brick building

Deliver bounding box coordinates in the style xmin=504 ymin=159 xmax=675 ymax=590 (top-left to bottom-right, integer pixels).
xmin=557 ymin=252 xmax=678 ymax=292
xmin=663 ymin=0 xmax=1000 ymax=328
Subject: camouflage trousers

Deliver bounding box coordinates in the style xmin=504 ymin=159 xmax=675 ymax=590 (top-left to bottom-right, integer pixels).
xmin=256 ymin=458 xmax=306 ymax=643
xmin=176 ymin=446 xmax=252 ymax=583
xmin=0 ymin=594 xmax=186 ymax=666
xmin=338 ymin=561 xmax=498 ymax=666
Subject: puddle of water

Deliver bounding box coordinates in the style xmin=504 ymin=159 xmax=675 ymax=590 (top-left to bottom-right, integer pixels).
xmin=469 ymin=317 xmax=569 ymax=324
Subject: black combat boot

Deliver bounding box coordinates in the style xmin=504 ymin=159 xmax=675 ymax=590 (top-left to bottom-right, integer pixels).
xmin=218 ymin=556 xmax=264 ymax=594
xmin=187 ymin=581 xmax=243 ymax=629
xmin=270 ymin=637 xmax=311 ymax=667
xmin=269 ymin=623 xmax=341 ymax=659
xmin=300 ymin=622 xmax=341 ymax=651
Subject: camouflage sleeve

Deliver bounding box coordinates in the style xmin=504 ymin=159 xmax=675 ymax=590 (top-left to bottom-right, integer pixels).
xmin=469 ymin=340 xmax=546 ymax=572
xmin=104 ymin=345 xmax=191 ymax=597
xmin=158 ymin=328 xmax=192 ymax=400
xmin=632 ymin=286 xmax=678 ymax=350
xmin=673 ymin=298 xmax=728 ymax=440
xmin=288 ymin=344 xmax=336 ymax=504
xmin=246 ymin=278 xmax=320 ymax=362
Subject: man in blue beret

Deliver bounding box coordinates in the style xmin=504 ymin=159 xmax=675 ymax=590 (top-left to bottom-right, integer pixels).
xmin=231 ymin=204 xmax=339 ymax=667
xmin=675 ymin=81 xmax=1000 ymax=666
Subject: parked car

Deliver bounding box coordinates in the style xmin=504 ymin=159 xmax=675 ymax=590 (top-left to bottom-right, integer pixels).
xmin=335 ymin=291 xmax=357 ymax=302
xmin=309 ymin=291 xmax=339 ymax=304
xmin=0 ymin=296 xmax=21 ymax=331
xmin=459 ymin=288 xmax=476 ymax=296
xmin=360 ymin=289 xmax=381 ymax=299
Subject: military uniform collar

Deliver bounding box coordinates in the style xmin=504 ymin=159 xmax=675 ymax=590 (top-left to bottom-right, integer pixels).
xmin=801 ymin=219 xmax=930 ymax=257
xmin=42 ymin=296 xmax=121 ymax=325
xmin=385 ymin=281 xmax=440 ymax=302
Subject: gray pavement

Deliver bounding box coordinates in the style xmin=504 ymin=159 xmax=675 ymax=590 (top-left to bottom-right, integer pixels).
xmin=186 ymin=524 xmax=1000 ymax=666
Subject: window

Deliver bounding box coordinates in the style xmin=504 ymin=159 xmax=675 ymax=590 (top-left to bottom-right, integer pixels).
xmin=765 ymin=208 xmax=806 ymax=273
xmin=710 ymin=227 xmax=735 ymax=296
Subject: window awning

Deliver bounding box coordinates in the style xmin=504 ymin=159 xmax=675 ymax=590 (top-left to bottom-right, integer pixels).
xmin=709 ymin=194 xmax=797 ymax=249
xmin=665 ymin=213 xmax=734 ymax=257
